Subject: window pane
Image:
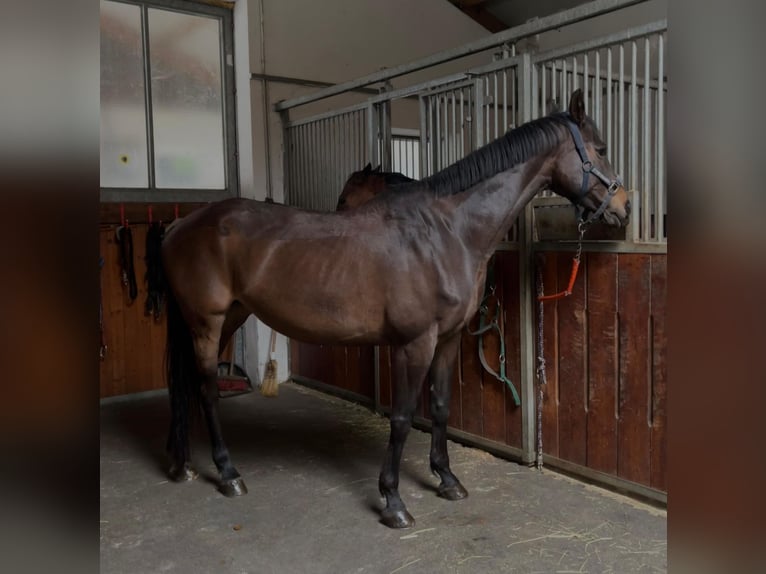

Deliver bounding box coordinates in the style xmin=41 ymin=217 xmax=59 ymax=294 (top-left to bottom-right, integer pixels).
xmin=149 ymin=8 xmax=225 ymax=189
xmin=100 ymin=0 xmax=149 ymax=188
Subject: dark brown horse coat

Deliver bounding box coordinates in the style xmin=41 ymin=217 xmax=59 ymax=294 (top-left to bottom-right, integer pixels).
xmin=162 ymin=91 xmax=630 ymax=529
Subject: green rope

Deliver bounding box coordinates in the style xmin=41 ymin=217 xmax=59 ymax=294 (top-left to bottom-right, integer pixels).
xmin=466 ymin=258 xmax=521 ymax=406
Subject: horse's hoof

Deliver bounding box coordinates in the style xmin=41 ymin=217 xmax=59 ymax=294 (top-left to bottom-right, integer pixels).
xmin=219 ymin=477 xmax=248 ymax=497
xmin=169 ymin=464 xmax=198 ymax=482
xmin=380 ymin=508 xmax=415 ymax=529
xmin=438 ymin=482 xmax=468 ymax=501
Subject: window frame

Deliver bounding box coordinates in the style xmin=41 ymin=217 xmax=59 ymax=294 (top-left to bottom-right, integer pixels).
xmin=100 ymin=0 xmax=238 ymax=203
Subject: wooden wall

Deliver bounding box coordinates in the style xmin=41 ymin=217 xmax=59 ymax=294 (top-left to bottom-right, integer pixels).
xmin=537 ymin=251 xmax=667 ymax=492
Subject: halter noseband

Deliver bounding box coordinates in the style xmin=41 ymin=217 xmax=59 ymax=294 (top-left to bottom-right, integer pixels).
xmin=565 ymin=115 xmax=623 ymax=225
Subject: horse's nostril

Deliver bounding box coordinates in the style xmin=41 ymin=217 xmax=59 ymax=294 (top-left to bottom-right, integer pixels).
xmin=624 ymin=200 xmax=631 ymax=216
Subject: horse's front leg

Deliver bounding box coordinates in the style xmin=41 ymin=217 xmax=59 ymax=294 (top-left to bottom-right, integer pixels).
xmin=379 ymin=330 xmax=437 ymax=529
xmin=194 ymin=330 xmax=247 ymax=497
xmin=428 ymin=332 xmax=468 ymax=500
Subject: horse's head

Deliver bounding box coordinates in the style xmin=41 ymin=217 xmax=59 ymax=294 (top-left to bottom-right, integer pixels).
xmin=336 ymin=164 xmax=415 ymax=211
xmin=337 ymin=163 xmax=381 ymax=211
xmin=550 ymin=90 xmax=631 ymax=227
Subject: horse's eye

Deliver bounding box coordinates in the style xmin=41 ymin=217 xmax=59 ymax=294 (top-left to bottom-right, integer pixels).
xmin=596 ymin=146 xmax=607 ymax=157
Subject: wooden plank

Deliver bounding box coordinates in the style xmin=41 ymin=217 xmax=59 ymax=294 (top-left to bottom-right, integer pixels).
xmin=481 ymin=263 xmax=506 ymax=443
xmin=378 ymin=346 xmax=392 ymax=409
xmin=290 ymin=339 xmax=300 ymax=376
xmin=537 ymin=252 xmax=560 ymax=458
xmin=332 ymin=345 xmax=348 ymax=390
xmin=556 ymin=251 xmax=588 ymax=466
xmin=448 ymin=364 xmax=462 ymax=429
xmin=649 ymin=254 xmax=667 ymax=491
xmin=358 ymin=345 xmax=376 ymax=401
xmin=617 ymin=253 xmax=652 ymax=485
xmin=585 ymin=252 xmax=619 ymax=475
xmin=102 ymin=225 xmax=127 ymax=397
xmin=497 ymin=251 xmax=522 ymax=448
xmin=460 ymin=314 xmax=484 ymax=436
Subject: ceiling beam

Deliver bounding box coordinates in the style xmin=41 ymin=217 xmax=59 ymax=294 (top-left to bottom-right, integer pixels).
xmin=446 ymin=0 xmax=509 ymax=33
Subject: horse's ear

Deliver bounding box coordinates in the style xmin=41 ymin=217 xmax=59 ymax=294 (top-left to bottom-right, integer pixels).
xmin=568 ymin=89 xmax=586 ymax=126
xmin=373 ymin=165 xmax=382 ymax=173
xmin=363 ymin=163 xmax=372 ymax=173
xmin=545 ymin=98 xmax=561 ymax=115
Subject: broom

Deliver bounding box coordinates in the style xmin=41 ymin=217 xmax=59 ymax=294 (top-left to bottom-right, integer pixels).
xmin=260 ymin=328 xmax=279 ymax=397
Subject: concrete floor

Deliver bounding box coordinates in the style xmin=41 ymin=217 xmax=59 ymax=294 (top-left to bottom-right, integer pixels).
xmin=100 ymin=383 xmax=666 ymax=574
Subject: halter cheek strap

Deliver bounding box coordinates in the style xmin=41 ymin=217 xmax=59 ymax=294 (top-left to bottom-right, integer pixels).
xmin=565 ymin=116 xmax=623 ymax=225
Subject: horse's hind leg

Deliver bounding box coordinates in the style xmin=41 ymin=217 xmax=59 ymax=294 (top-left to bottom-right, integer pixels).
xmin=379 ymin=329 xmax=437 ymax=529
xmin=428 ymin=333 xmax=468 ymax=500
xmin=193 ymin=314 xmax=248 ymax=497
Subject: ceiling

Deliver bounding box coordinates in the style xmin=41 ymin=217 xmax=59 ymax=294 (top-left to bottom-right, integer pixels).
xmin=445 ymin=0 xmax=589 ymax=33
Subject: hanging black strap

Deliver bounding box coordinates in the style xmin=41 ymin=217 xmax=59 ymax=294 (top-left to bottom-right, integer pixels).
xmin=116 ymin=225 xmax=138 ymax=302
xmin=144 ymin=221 xmax=166 ymax=320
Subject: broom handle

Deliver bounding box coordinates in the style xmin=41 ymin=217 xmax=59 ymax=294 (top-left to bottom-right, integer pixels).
xmin=269 ymin=329 xmax=277 ymax=360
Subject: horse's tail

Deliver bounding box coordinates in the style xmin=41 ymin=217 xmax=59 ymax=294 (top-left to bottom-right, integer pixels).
xmin=165 ymin=287 xmax=201 ymax=459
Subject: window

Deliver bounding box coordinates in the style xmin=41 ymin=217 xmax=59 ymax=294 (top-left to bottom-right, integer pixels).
xmin=100 ymin=0 xmax=237 ymax=202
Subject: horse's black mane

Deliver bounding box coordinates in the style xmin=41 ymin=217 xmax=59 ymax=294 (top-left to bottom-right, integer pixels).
xmin=382 ymin=172 xmax=415 ymax=185
xmin=416 ymin=112 xmax=573 ymax=197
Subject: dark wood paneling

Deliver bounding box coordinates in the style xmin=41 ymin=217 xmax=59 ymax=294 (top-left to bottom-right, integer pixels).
xmin=481 ymin=292 xmax=506 ymax=443
xmin=379 ymin=346 xmax=392 ymax=408
xmin=460 ymin=316 xmax=484 ymax=437
xmin=538 ymin=252 xmax=560 ymax=458
xmin=586 ymin=252 xmax=619 ymax=475
xmin=556 ymin=252 xmax=588 ymax=466
xmin=617 ymin=253 xmax=652 ymax=485
xmin=500 ymin=251 xmax=523 ymax=449
xmin=650 ymin=254 xmax=667 ymax=490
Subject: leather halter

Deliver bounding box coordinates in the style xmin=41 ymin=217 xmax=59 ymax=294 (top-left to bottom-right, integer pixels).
xmin=565 ymin=115 xmax=623 ymax=225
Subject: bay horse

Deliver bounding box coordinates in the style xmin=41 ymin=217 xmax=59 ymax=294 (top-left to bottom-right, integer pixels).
xmin=336 ymin=163 xmax=414 ymax=211
xmin=162 ymin=90 xmax=630 ymax=529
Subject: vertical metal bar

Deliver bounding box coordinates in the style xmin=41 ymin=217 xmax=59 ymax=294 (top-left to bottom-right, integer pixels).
xmin=494 ymin=73 xmax=499 ymax=139
xmin=562 ymin=58 xmax=568 ymax=104
xmin=551 ymin=61 xmax=557 ymax=110
xmin=657 ymin=33 xmax=665 ymax=242
xmin=512 ymin=65 xmax=517 ymax=127
xmin=541 ymin=63 xmax=547 ymax=117
xmin=474 ymin=78 xmax=485 ymax=149
xmin=531 ymin=64 xmax=538 ymax=119
xmin=484 ymin=77 xmax=490 ymax=144
xmin=451 ymin=90 xmax=457 ymax=164
xmin=503 ymin=69 xmax=508 ymax=130
xmin=518 ymin=51 xmax=536 ymax=465
xmin=642 ymin=37 xmax=651 ymax=241
xmin=419 ymin=96 xmax=428 ymax=179
xmin=429 ymin=95 xmax=436 ymax=174
xmin=607 ymin=48 xmax=612 ymax=163
xmin=618 ymin=44 xmax=625 ymax=183
xmin=435 ymin=94 xmax=443 ymax=170
xmin=595 ymin=51 xmax=601 ymax=129
xmin=573 ymin=55 xmax=578 ymax=91
xmin=460 ymin=88 xmax=465 ymax=158
xmin=583 ymin=53 xmax=589 ymax=114
xmin=630 ymin=41 xmax=639 ymax=238
xmin=367 ymin=102 xmax=377 ymax=171
xmin=140 ymin=6 xmax=156 ymax=188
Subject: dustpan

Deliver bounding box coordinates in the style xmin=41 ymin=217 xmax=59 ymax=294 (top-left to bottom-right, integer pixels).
xmin=216 ymin=326 xmax=253 ymax=398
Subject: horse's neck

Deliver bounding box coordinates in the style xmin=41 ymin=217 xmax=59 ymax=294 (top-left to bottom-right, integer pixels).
xmin=454 ymin=155 xmax=552 ymax=255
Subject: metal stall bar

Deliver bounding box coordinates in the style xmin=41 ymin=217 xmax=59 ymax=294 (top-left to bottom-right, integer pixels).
xmin=642 ymin=37 xmax=651 ymax=242
xmin=657 ymin=33 xmax=665 ymax=241
xmin=518 ymin=52 xmax=536 ymax=464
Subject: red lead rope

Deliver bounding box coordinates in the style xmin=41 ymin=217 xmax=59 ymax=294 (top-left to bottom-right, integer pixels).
xmin=537 ymin=224 xmax=586 ymax=302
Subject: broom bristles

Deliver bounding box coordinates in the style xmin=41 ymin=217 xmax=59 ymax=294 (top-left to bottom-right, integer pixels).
xmin=260 ymin=359 xmax=279 ymax=397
